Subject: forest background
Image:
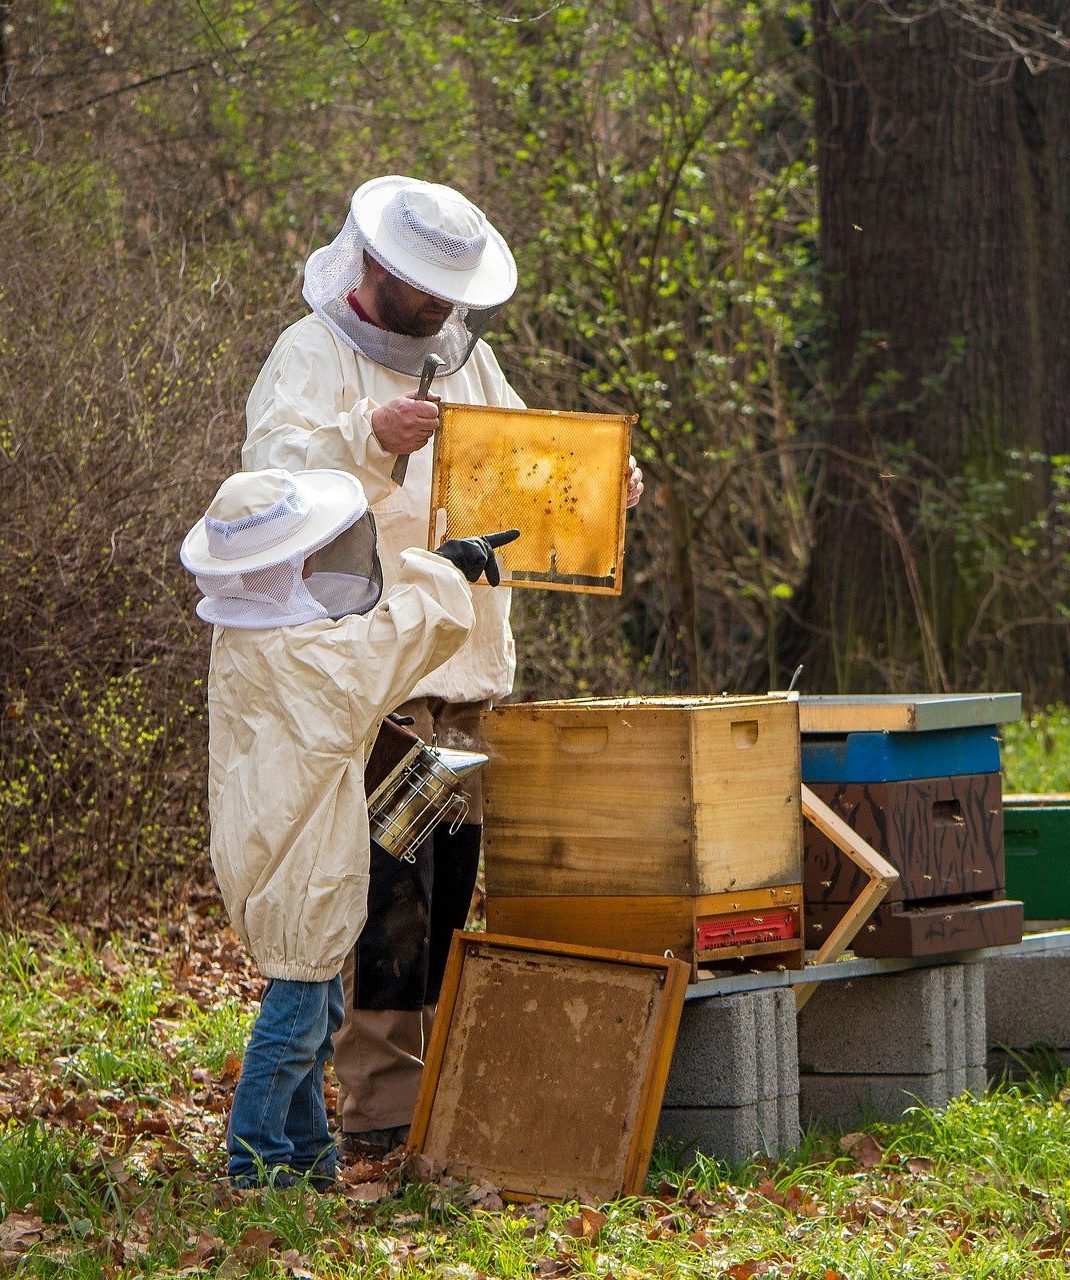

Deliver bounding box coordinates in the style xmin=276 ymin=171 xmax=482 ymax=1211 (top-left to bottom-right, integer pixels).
xmin=2 ymin=0 xmax=1070 ymax=920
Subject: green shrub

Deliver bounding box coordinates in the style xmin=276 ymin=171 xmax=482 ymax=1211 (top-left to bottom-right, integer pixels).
xmin=1002 ymin=706 xmax=1070 ymax=795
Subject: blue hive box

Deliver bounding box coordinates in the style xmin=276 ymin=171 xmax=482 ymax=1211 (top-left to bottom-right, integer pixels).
xmin=801 ymin=725 xmax=1002 ymax=785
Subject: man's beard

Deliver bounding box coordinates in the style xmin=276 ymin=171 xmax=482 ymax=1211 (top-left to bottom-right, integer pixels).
xmin=373 ymin=277 xmax=454 ymax=338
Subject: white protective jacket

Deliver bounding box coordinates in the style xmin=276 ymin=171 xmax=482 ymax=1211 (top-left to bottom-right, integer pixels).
xmin=244 ymin=313 xmax=525 ymax=704
xmin=207 ymin=548 xmax=474 ymax=981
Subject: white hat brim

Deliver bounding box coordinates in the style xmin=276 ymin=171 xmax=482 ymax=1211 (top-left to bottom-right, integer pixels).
xmin=352 ymin=175 xmax=517 ymax=309
xmin=181 ymin=469 xmax=368 ymax=576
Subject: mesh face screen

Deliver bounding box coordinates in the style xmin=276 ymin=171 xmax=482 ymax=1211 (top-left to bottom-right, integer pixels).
xmin=428 ymin=404 xmax=635 ymax=594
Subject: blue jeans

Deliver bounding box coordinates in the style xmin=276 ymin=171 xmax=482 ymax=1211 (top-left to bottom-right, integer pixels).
xmin=227 ymin=975 xmax=344 ymax=1186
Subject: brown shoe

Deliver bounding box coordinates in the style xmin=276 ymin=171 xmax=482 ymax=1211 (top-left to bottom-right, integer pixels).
xmin=340 ymin=1126 xmax=410 ymax=1162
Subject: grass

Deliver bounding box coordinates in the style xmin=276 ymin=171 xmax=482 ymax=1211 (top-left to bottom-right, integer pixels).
xmin=1001 ymin=705 xmax=1070 ymax=794
xmin=2 ymin=925 xmax=1070 ymax=1275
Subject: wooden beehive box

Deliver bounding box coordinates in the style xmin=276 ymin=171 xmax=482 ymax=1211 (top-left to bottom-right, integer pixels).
xmin=799 ymin=694 xmax=1024 ymax=957
xmin=482 ymin=695 xmax=804 ymax=975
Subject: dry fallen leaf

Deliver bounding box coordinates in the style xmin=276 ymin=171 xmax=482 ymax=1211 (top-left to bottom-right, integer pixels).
xmin=342 ymin=1179 xmax=390 ymax=1204
xmin=465 ymin=1181 xmax=505 ymax=1211
xmin=0 ymin=1213 xmax=46 ymax=1255
xmin=100 ymin=943 xmax=127 ymax=977
xmin=175 ymin=1234 xmax=224 ymax=1268
xmin=405 ymin=1152 xmax=446 ymax=1183
xmin=563 ymin=1208 xmax=607 ymax=1242
xmin=753 ymin=1178 xmax=820 ymax=1215
xmin=534 ymin=1258 xmax=574 ymax=1278
xmin=1033 ymin=1229 xmax=1070 ymax=1258
xmin=723 ymin=1263 xmax=762 ymax=1279
xmin=236 ymin=1225 xmax=279 ymax=1262
xmin=839 ymin=1131 xmax=883 ymax=1168
xmin=278 ymin=1248 xmax=318 ymax=1278
xmin=217 ymin=1052 xmax=243 ymax=1085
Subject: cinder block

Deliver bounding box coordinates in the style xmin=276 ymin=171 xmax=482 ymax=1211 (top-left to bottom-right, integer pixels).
xmin=961 ymin=962 xmax=987 ymax=1069
xmin=798 ymin=968 xmax=953 ymax=1075
xmin=944 ymin=966 xmax=967 ymax=1097
xmin=984 ymin=950 xmax=1070 ymax=1050
xmin=773 ymin=988 xmax=799 ymax=1098
xmin=986 ymin=1045 xmax=1070 ymax=1082
xmin=657 ymin=1098 xmax=789 ymax=1164
xmin=776 ymin=1086 xmax=801 ymax=1153
xmin=665 ymin=990 xmax=795 ymax=1108
xmin=800 ymin=1072 xmax=954 ymax=1127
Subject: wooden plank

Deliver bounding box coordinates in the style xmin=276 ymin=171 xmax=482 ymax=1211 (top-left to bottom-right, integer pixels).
xmin=488 ymin=888 xmax=805 ymax=977
xmin=487 ymin=895 xmax=695 ymax=963
xmin=690 ymin=701 xmax=802 ymax=893
xmin=796 ymin=693 xmax=1022 ymax=734
xmin=410 ymin=932 xmax=688 ymax=1201
xmin=795 ymin=785 xmax=899 ymax=1010
xmin=409 ymin=929 xmax=468 ymax=1154
xmin=692 ymin=885 xmax=802 ymax=914
xmin=695 ymin=937 xmax=803 ymax=962
xmin=622 ymin=956 xmax=689 ymax=1193
xmin=482 ymin=707 xmax=695 ymax=896
xmin=799 ymin=784 xmax=899 ymax=883
xmin=524 ymin=694 xmax=793 ymax=711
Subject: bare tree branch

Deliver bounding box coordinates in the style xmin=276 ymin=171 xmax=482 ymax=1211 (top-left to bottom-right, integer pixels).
xmin=876 ymin=0 xmax=1070 ymax=74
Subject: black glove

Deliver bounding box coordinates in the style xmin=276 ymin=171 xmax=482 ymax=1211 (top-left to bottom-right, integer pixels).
xmin=434 ymin=528 xmax=521 ymax=586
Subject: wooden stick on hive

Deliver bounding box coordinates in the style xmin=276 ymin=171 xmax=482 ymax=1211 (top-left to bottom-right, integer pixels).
xmin=794 ymin=784 xmax=900 ymax=1011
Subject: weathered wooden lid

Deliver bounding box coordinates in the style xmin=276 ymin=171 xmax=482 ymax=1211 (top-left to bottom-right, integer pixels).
xmin=797 ymin=693 xmax=1022 ymax=733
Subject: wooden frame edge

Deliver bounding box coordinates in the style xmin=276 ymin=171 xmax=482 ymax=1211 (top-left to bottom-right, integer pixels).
xmin=794 ymin=784 xmax=900 ymax=1011
xmin=621 ymin=954 xmax=689 ymax=1195
xmin=408 ymin=928 xmax=468 ymax=1152
xmin=426 ymin=408 xmax=632 ymax=596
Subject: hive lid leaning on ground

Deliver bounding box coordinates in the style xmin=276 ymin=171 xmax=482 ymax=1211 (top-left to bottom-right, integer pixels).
xmin=410 ymin=932 xmax=689 ymax=1202
xmin=795 ymin=693 xmax=1022 ymax=734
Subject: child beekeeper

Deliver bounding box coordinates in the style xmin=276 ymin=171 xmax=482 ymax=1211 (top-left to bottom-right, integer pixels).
xmin=180 ymin=466 xmax=517 ymax=1189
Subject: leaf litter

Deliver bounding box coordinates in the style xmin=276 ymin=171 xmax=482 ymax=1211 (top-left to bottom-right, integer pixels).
xmin=4 ymin=919 xmax=1070 ymax=1277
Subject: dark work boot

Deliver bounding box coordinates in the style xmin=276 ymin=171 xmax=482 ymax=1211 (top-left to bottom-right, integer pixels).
xmin=340 ymin=1125 xmax=410 ymax=1162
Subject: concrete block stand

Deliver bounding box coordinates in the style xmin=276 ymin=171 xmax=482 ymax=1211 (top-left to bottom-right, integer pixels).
xmin=796 ymin=963 xmax=985 ymax=1127
xmin=657 ymin=988 xmax=800 ymax=1163
xmin=984 ymin=946 xmax=1070 ymax=1078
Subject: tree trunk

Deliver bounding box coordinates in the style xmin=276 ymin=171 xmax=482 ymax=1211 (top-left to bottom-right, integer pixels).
xmin=785 ymin=0 xmax=1070 ymax=699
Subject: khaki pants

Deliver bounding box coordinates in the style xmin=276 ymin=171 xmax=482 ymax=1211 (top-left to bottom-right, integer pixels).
xmin=335 ymin=697 xmax=487 ymax=1135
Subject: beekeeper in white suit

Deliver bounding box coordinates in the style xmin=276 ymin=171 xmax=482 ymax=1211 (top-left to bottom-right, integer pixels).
xmin=182 ymin=465 xmax=517 ymax=1187
xmin=242 ymin=175 xmax=643 ymax=1160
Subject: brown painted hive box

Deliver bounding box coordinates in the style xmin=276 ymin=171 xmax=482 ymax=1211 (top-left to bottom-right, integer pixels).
xmin=797 ymin=694 xmax=1024 ymax=957
xmin=481 ymin=695 xmax=804 ymax=976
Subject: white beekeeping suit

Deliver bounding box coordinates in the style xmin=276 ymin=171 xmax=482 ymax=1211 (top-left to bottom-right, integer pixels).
xmin=239 ymin=176 xmax=523 ymax=1157
xmin=244 ymin=319 xmax=523 ymax=702
xmin=181 ymin=467 xmax=475 ymax=980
